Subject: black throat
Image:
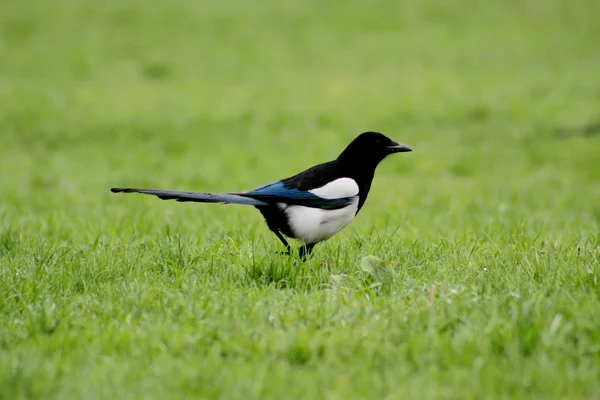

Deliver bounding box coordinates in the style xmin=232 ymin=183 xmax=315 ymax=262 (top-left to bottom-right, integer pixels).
xmin=335 ymin=153 xmax=382 ymax=213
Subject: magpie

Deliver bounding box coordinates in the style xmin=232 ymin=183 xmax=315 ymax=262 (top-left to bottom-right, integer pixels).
xmin=111 ymin=131 xmax=412 ymax=258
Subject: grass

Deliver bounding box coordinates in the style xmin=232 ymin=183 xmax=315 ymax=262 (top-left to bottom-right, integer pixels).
xmin=1 ymin=0 xmax=600 ymax=398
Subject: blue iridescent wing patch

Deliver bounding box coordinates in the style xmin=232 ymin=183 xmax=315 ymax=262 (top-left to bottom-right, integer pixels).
xmin=239 ymin=181 xmax=352 ymax=209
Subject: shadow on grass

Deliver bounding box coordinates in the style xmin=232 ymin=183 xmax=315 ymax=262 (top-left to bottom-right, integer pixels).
xmin=0 ymin=227 xmax=20 ymax=258
xmin=242 ymin=245 xmax=402 ymax=295
xmin=244 ymin=255 xmax=309 ymax=289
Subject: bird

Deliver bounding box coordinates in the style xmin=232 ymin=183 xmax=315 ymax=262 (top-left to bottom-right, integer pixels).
xmin=111 ymin=131 xmax=412 ymax=258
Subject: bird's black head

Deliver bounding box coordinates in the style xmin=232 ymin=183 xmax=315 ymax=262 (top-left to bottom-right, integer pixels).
xmin=337 ymin=131 xmax=412 ymax=167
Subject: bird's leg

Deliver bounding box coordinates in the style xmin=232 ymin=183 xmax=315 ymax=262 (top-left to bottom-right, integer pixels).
xmin=271 ymin=229 xmax=291 ymax=255
xmin=298 ymin=243 xmax=316 ymax=261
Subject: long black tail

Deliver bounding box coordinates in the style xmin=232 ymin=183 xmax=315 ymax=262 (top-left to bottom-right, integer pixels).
xmin=110 ymin=188 xmax=268 ymax=206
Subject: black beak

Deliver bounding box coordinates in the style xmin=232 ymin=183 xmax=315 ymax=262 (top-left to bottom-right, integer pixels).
xmin=387 ymin=142 xmax=412 ymax=153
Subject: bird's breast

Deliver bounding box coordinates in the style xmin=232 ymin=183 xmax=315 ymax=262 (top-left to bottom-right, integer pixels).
xmin=284 ymin=197 xmax=359 ymax=244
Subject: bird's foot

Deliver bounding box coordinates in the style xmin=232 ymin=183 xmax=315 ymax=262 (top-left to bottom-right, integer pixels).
xmin=298 ymin=243 xmax=316 ymax=261
xmin=277 ymin=246 xmax=291 ymax=256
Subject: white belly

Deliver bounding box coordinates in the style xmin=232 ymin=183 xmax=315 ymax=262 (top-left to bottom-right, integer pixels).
xmin=283 ymin=197 xmax=359 ymax=244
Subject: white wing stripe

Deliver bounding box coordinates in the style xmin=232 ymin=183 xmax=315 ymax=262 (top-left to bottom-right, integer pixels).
xmin=308 ymin=178 xmax=359 ymax=199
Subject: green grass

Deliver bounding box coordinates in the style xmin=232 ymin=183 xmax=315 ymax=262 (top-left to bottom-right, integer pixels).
xmin=1 ymin=0 xmax=600 ymax=398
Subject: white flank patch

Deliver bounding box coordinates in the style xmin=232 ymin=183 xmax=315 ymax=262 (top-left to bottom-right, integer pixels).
xmin=285 ymin=197 xmax=359 ymax=244
xmin=308 ymin=177 xmax=359 ymax=199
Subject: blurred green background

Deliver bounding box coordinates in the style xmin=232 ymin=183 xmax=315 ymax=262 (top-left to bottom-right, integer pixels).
xmin=1 ymin=0 xmax=599 ymax=399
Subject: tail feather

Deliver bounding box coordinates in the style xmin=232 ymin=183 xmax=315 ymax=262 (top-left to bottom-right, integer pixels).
xmin=110 ymin=188 xmax=268 ymax=206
